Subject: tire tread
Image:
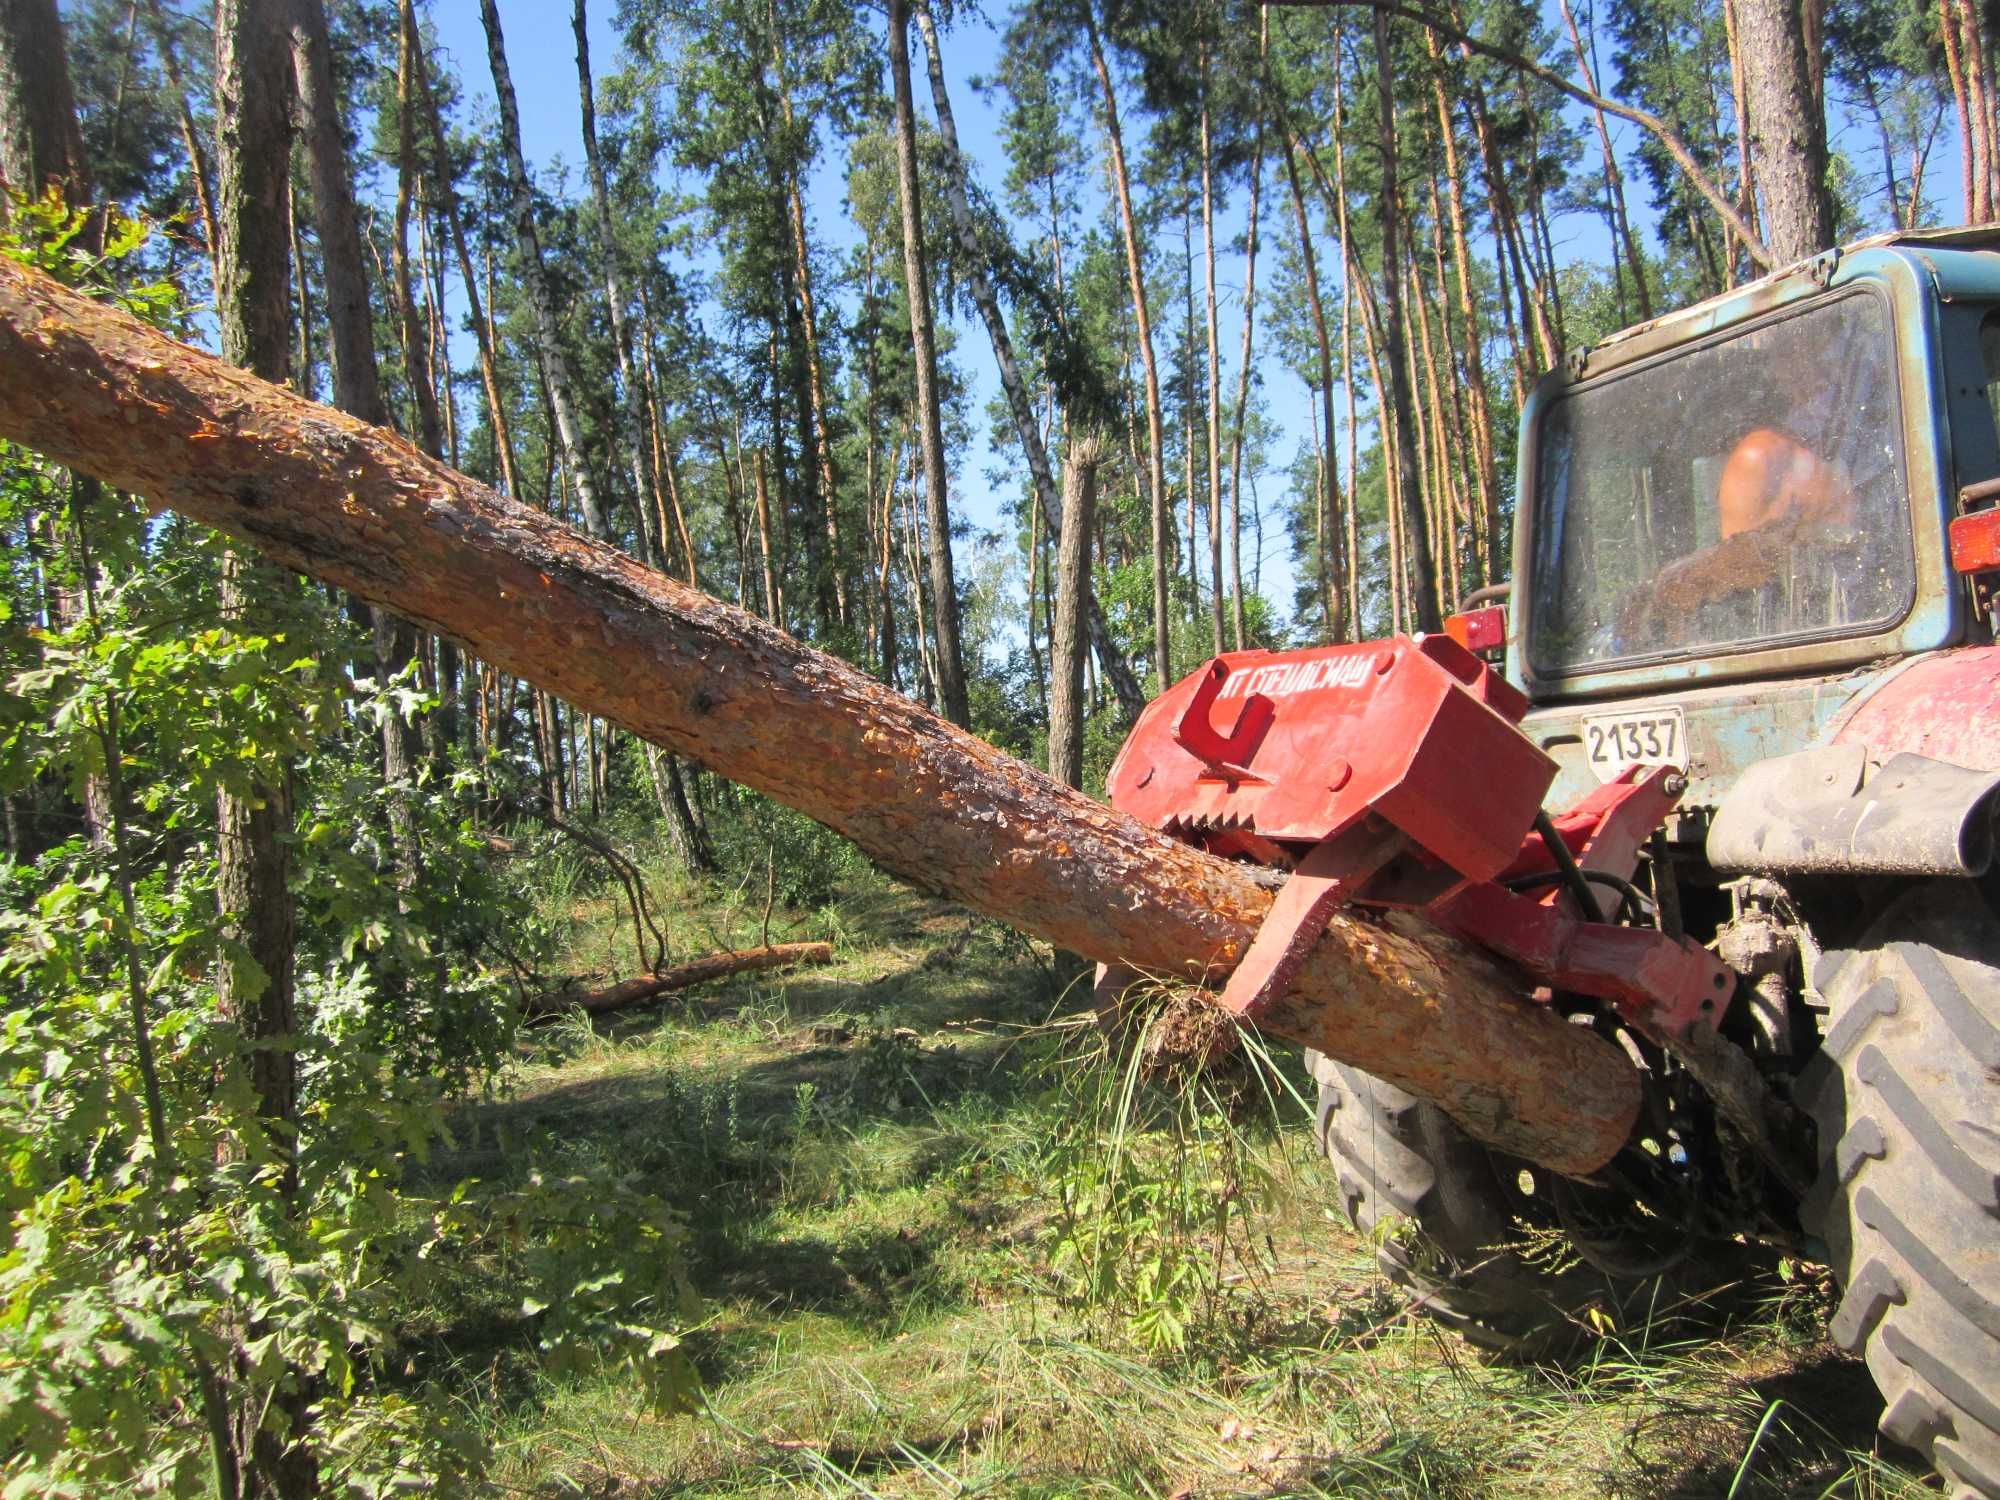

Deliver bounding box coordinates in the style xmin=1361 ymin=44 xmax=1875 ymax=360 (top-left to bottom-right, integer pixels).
xmin=1800 ymin=887 xmax=2000 ymax=1499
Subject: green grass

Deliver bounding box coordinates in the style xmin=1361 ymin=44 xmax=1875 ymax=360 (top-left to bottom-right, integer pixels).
xmin=422 ymin=860 xmax=1935 ymax=1498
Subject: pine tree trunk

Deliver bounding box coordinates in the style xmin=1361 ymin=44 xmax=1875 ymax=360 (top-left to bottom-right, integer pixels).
xmin=1551 ymin=0 xmax=1651 ymax=315
xmin=0 ymin=0 xmax=92 ymax=211
xmin=214 ymin=0 xmax=298 ymax=1122
xmin=294 ymin=0 xmax=428 ymax=879
xmin=876 ymin=429 xmax=901 ymax=692
xmin=887 ymin=0 xmax=970 ymax=727
xmin=573 ymin=0 xmax=709 ymax=869
xmin=1375 ymin=11 xmax=1441 ymax=634
xmin=0 ymin=253 xmax=1648 ymax=1176
xmin=1026 ymin=472 xmax=1046 ymax=715
xmin=1720 ymin=0 xmax=1762 ymax=278
xmin=213 ymin=4 xmax=313 ymax=1491
xmin=411 ymin=23 xmax=518 ymax=500
xmin=0 ymin=0 xmax=112 ymax=846
xmin=481 ymin=0 xmax=612 ymax=541
xmin=138 ymin=0 xmax=218 ymax=280
xmin=764 ymin=8 xmax=845 ymax=625
xmin=392 ymin=1 xmax=444 ymax=459
xmin=1226 ymin=21 xmax=1265 ymax=652
xmin=1048 ymin=435 xmax=1102 ymax=790
xmin=1199 ymin=50 xmax=1225 ymax=658
xmin=1321 ymin=55 xmax=1364 ymax=631
xmin=1738 ymin=0 xmax=1833 ymax=263
xmin=912 ymin=0 xmax=1145 ymax=721
xmin=753 ymin=447 xmax=783 ymax=627
xmin=1425 ymin=60 xmax=1502 ymax=583
xmin=1086 ymin=2 xmax=1173 ymax=694
xmin=1281 ymin=136 xmax=1343 ymax=642
xmin=572 ymin=0 xmax=660 ymax=570
xmin=1959 ymin=0 xmax=1999 ymax=219
xmin=1181 ymin=192 xmax=1200 ymax=618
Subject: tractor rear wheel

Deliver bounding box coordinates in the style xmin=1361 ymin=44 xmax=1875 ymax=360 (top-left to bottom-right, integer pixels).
xmin=1798 ymin=884 xmax=2000 ymax=1500
xmin=1310 ymin=1052 xmax=1654 ymax=1358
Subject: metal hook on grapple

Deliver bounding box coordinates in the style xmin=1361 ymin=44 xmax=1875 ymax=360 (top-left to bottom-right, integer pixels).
xmin=1173 ymin=659 xmax=1274 ymax=780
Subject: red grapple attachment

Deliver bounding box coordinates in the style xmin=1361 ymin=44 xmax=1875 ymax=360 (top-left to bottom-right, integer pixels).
xmin=1106 ymin=635 xmax=1733 ymax=1041
xmin=1107 ymin=634 xmax=1550 ymax=882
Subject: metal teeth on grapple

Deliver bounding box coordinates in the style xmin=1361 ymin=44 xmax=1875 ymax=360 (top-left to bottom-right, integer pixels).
xmin=1164 ymin=811 xmax=1253 ymax=835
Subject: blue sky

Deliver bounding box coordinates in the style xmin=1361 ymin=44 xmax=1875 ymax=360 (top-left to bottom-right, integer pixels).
xmin=412 ymin=2 xmax=1939 ymax=642
xmin=422 ymin=1 xmax=1364 ymax=625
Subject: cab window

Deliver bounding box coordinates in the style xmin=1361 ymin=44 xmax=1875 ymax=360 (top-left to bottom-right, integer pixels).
xmin=1529 ymin=290 xmax=1915 ymax=675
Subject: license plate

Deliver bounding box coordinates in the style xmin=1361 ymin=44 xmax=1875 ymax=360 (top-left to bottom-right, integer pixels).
xmin=1582 ymin=707 xmax=1687 ymax=782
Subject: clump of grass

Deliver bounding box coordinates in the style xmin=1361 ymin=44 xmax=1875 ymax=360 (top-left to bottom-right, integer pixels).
xmin=1035 ymin=974 xmax=1310 ymax=1355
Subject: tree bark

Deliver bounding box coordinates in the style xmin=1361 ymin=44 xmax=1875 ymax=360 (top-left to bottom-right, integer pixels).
xmin=752 ymin=446 xmax=783 ymax=627
xmin=764 ymin=7 xmax=845 ymax=627
xmin=213 ymin=0 xmax=298 ymax=1125
xmin=0 ymin=254 xmax=1645 ymax=1176
xmin=1966 ymin=0 xmax=1999 ymax=220
xmin=481 ymin=0 xmax=613 ymax=542
xmin=1085 ymin=2 xmax=1173 ymax=694
xmin=1737 ymin=0 xmax=1833 ymax=264
xmin=1199 ymin=46 xmax=1225 ymax=658
xmin=293 ymin=0 xmax=427 ymax=875
xmin=410 ymin=20 xmax=518 ymax=501
xmin=886 ymin=0 xmax=970 ymax=728
xmin=0 ymin=0 xmax=112 ymax=848
xmin=1290 ymin=0 xmax=1769 ymax=266
xmin=1373 ymin=11 xmax=1441 ymax=635
xmin=1048 ymin=434 xmax=1102 ymax=790
xmin=392 ymin=0 xmax=444 ymax=460
xmin=213 ymin=4 xmax=313 ymax=1492
xmin=1280 ymin=136 xmax=1343 ymax=642
xmin=1719 ymin=0 xmax=1761 ymax=279
xmin=0 ymin=0 xmax=91 ymax=213
xmin=572 ymin=0 xmax=659 ymax=569
xmin=912 ymin=0 xmax=1145 ymax=722
xmin=138 ymin=0 xmax=218 ymax=279
xmin=574 ymin=0 xmax=710 ymax=871
xmin=1422 ymin=47 xmax=1501 ymax=583
xmin=1226 ymin=18 xmax=1266 ymax=653
xmin=1322 ymin=49 xmax=1364 ymax=630
xmin=529 ymin=943 xmax=835 ymax=1017
xmin=1550 ymin=0 xmax=1650 ymax=318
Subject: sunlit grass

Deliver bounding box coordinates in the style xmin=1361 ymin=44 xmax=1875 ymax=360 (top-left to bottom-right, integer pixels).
xmin=442 ymin=868 xmax=1931 ymax=1499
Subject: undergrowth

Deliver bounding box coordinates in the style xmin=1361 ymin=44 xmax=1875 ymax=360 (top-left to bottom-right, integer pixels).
xmin=433 ymin=855 xmax=1932 ymax=1499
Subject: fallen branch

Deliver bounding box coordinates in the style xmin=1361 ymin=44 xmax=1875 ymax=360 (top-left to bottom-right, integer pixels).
xmin=0 ymin=258 xmax=1641 ymax=1174
xmin=541 ymin=811 xmax=671 ymax=971
xmin=528 ymin=942 xmax=835 ymax=1017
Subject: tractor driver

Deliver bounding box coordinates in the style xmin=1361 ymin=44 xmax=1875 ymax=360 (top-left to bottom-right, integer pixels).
xmin=1715 ymin=425 xmax=1857 ymax=540
xmin=1614 ymin=419 xmax=1862 ymax=651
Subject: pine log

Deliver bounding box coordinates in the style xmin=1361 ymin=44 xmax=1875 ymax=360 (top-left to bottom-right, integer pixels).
xmin=530 ymin=943 xmax=835 ymax=1017
xmin=0 ymin=257 xmax=1641 ymax=1174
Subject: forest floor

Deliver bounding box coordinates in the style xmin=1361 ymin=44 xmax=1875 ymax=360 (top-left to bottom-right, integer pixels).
xmin=421 ymin=861 xmax=1938 ymax=1498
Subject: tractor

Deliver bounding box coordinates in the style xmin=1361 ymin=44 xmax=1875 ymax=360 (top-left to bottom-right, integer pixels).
xmin=1105 ymin=226 xmax=2000 ymax=1498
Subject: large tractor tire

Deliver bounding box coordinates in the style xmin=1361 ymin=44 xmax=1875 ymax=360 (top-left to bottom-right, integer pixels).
xmin=1798 ymin=885 xmax=2000 ymax=1500
xmin=1309 ymin=1052 xmax=1642 ymax=1358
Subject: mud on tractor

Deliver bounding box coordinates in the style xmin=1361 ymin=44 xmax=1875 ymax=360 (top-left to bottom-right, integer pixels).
xmin=1105 ymin=227 xmax=2000 ymax=1499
